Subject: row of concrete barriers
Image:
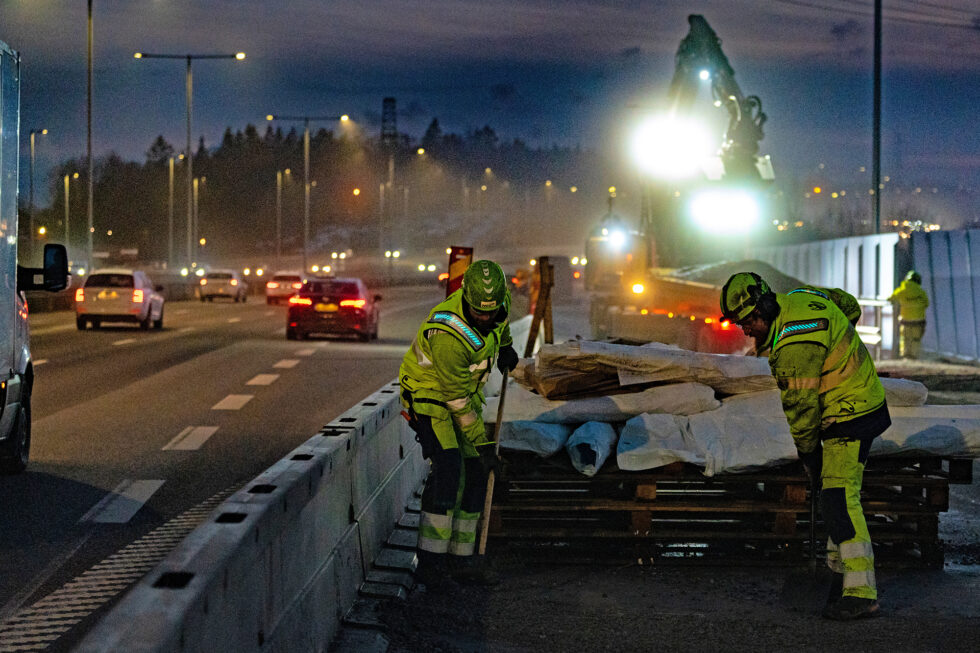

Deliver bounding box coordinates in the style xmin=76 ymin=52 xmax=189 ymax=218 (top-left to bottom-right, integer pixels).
xmin=77 ymin=315 xmax=535 ymax=652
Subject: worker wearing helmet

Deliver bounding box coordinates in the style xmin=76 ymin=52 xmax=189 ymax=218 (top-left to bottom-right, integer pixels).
xmin=889 ymin=270 xmax=929 ymax=359
xmin=399 ymin=260 xmax=519 ymax=588
xmin=721 ymin=272 xmax=891 ymax=620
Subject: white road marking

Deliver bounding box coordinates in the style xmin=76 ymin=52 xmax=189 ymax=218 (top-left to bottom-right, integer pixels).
xmin=112 ymin=338 xmax=136 ymax=346
xmin=33 ymin=359 xmax=48 ymax=366
xmin=212 ymin=394 xmax=253 ymax=410
xmin=178 ymin=327 xmax=196 ymax=333
xmin=273 ymin=359 xmax=299 ymax=369
xmin=162 ymin=426 xmax=219 ymax=451
xmin=296 ymin=348 xmax=316 ymax=356
xmin=246 ymin=373 xmax=279 ymax=386
xmin=228 ymin=317 xmax=242 ymax=323
xmin=79 ymin=479 xmax=165 ymax=524
xmin=30 ymin=324 xmax=75 ymax=336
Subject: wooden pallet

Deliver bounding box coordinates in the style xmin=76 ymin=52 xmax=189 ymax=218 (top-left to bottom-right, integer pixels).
xmin=487 ymin=452 xmax=970 ymax=567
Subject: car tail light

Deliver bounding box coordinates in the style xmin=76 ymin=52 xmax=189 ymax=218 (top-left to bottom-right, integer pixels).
xmin=230 ymin=279 xmax=238 ymax=286
xmin=133 ymin=289 xmax=144 ymax=303
xmin=340 ymin=298 xmax=366 ymax=308
xmin=75 ymin=288 xmax=85 ymax=302
xmin=289 ymin=296 xmax=313 ymax=306
xmin=438 ymin=272 xmax=449 ymax=282
xmin=200 ymin=279 xmax=208 ymax=285
xmin=291 ymin=282 xmax=302 ymax=289
xmin=267 ymin=281 xmax=279 ymax=289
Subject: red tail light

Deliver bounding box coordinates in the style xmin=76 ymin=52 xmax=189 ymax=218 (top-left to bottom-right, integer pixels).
xmin=340 ymin=298 xmax=366 ymax=308
xmin=133 ymin=289 xmax=144 ymax=303
xmin=291 ymin=282 xmax=302 ymax=289
xmin=572 ymin=270 xmax=581 ymax=279
xmin=438 ymin=272 xmax=449 ymax=281
xmin=289 ymin=296 xmax=313 ymax=306
xmin=267 ymin=281 xmax=280 ymax=289
xmin=75 ymin=288 xmax=85 ymax=302
xmin=230 ymin=279 xmax=239 ymax=286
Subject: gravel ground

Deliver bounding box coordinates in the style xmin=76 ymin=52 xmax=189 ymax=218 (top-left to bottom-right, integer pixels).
xmin=372 ymin=354 xmax=980 ymax=653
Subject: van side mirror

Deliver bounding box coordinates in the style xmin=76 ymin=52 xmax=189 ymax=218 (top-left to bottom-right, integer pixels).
xmin=43 ymin=244 xmax=69 ymax=291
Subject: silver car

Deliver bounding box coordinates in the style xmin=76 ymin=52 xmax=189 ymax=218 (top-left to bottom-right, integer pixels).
xmin=75 ymin=268 xmax=165 ymax=330
xmin=199 ymin=269 xmax=247 ymax=302
xmin=265 ymin=271 xmax=303 ymax=305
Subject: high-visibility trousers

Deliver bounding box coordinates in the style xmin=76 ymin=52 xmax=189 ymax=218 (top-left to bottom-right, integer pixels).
xmin=820 ymin=437 xmax=877 ymax=600
xmin=414 ymin=414 xmax=487 ymax=557
xmin=899 ymin=320 xmax=925 ymax=359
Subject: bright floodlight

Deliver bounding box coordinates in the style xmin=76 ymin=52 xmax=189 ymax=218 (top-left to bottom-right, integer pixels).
xmin=632 ymin=116 xmax=712 ymax=180
xmin=699 ymin=69 xmax=710 ymax=80
xmin=608 ymin=230 xmax=627 ymax=250
xmin=689 ymin=189 xmax=760 ymax=234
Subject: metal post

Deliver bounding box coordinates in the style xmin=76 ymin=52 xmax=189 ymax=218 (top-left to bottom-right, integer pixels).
xmin=872 ymin=0 xmax=882 ymax=234
xmin=87 ymin=0 xmax=94 ymax=268
xmin=193 ymin=177 xmax=199 ymax=262
xmin=64 ymin=174 xmax=70 ymax=247
xmin=29 ymin=131 xmax=36 ymax=254
xmin=378 ymin=182 xmax=385 ymax=256
xmin=186 ymin=56 xmax=194 ymax=266
xmin=168 ymin=156 xmax=174 ymax=268
xmin=303 ymin=119 xmax=310 ymax=274
xmin=276 ymin=171 xmax=283 ymax=272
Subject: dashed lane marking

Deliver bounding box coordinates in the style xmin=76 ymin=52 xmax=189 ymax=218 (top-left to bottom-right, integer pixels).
xmin=162 ymin=426 xmax=219 ymax=451
xmin=0 ymin=489 xmax=234 ymax=652
xmin=78 ymin=480 xmax=166 ymax=524
xmin=227 ymin=317 xmax=242 ymax=323
xmin=246 ymin=374 xmax=279 ymax=386
xmin=112 ymin=338 xmax=136 ymax=346
xmin=28 ymin=324 xmax=75 ymax=336
xmin=211 ymin=394 xmax=253 ymax=410
xmin=178 ymin=327 xmax=195 ymax=333
xmin=33 ymin=359 xmax=48 ymax=366
xmin=273 ymin=359 xmax=300 ymax=369
xmin=296 ymin=348 xmax=316 ymax=356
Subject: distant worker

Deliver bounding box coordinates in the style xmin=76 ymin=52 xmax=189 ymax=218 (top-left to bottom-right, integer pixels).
xmin=889 ymin=270 xmax=929 ymax=359
xmin=399 ymin=260 xmax=519 ymax=589
xmin=721 ymin=272 xmax=890 ymax=620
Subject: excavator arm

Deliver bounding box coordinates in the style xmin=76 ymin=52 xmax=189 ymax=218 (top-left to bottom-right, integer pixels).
xmin=668 ymin=15 xmax=768 ymax=181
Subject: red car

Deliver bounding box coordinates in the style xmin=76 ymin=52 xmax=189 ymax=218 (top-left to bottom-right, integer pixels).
xmin=286 ymin=277 xmax=381 ymax=341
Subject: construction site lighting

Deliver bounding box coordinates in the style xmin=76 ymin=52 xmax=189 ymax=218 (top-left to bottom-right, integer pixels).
xmin=699 ymin=69 xmax=710 ymax=80
xmin=632 ymin=116 xmax=711 ymax=180
xmin=689 ymin=188 xmax=760 ymax=234
xmin=608 ymin=230 xmax=627 ymax=250
xmin=632 ymin=283 xmax=645 ymax=294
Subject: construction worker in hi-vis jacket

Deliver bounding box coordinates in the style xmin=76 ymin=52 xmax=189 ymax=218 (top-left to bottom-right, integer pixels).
xmin=722 ymin=272 xmax=891 ymax=620
xmin=399 ymin=260 xmax=519 ymax=589
xmin=889 ymin=270 xmax=929 ymax=359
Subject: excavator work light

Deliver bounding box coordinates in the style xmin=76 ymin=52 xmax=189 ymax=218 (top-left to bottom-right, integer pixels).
xmin=689 ymin=188 xmax=760 ymax=234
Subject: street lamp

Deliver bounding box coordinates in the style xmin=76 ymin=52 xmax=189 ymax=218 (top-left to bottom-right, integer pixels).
xmin=28 ymin=128 xmax=48 ymax=256
xmin=266 ymin=113 xmax=349 ymax=272
xmin=63 ymin=172 xmax=79 ymax=247
xmin=134 ymin=50 xmax=245 ymax=266
xmin=275 ymin=168 xmax=292 ymax=272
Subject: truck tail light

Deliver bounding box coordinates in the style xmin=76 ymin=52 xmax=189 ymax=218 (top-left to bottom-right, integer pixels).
xmin=289 ymin=296 xmax=312 ymax=306
xmin=267 ymin=281 xmax=279 ymax=289
xmin=340 ymin=298 xmax=366 ymax=308
xmin=133 ymin=289 xmax=144 ymax=303
xmin=230 ymin=279 xmax=238 ymax=286
xmin=200 ymin=279 xmax=208 ymax=285
xmin=291 ymin=282 xmax=302 ymax=289
xmin=75 ymin=288 xmax=85 ymax=302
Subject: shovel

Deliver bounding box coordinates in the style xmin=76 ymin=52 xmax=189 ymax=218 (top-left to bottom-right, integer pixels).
xmin=477 ymin=374 xmax=508 ymax=555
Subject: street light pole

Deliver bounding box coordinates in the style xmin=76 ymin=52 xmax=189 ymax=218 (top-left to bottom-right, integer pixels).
xmin=64 ymin=174 xmax=69 ymax=247
xmin=168 ymin=156 xmax=175 ymax=268
xmin=87 ymin=0 xmax=94 ymax=268
xmin=134 ymin=50 xmax=245 ymax=267
xmin=28 ymin=128 xmax=47 ymax=257
xmin=266 ymin=114 xmax=349 ymax=273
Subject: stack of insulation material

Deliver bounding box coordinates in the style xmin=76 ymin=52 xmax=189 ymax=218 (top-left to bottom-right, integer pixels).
xmin=486 ymin=339 xmax=979 ymax=477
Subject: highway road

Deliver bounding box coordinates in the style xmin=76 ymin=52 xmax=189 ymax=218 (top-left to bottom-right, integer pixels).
xmin=0 ymin=284 xmax=444 ymax=651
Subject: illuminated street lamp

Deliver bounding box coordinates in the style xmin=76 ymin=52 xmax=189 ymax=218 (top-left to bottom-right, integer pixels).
xmin=63 ymin=171 xmax=79 ymax=247
xmin=275 ymin=168 xmax=291 ymax=272
xmin=134 ymin=50 xmax=246 ymax=266
xmin=266 ymin=113 xmax=350 ymax=273
xmin=28 ymin=128 xmax=48 ymax=254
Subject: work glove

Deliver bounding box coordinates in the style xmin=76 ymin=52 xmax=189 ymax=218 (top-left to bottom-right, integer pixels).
xmin=798 ymin=448 xmax=822 ymax=486
xmin=497 ymin=344 xmax=519 ymax=375
xmin=478 ymin=446 xmax=500 ymax=477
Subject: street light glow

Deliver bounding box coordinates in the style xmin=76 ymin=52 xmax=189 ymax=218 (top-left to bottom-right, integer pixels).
xmin=235 ymin=52 xmax=246 ymax=60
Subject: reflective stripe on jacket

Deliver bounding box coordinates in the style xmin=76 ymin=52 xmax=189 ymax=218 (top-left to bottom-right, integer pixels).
xmin=790 ymin=286 xmax=861 ymax=324
xmin=889 ymin=280 xmax=929 ymax=322
xmin=399 ymin=289 xmax=512 ymax=445
xmin=762 ymin=292 xmax=885 ymax=454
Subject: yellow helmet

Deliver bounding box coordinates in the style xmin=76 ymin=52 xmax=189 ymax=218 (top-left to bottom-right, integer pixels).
xmin=720 ymin=272 xmax=771 ymax=322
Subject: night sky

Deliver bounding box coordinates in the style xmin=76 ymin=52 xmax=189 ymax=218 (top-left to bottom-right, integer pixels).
xmin=3 ymin=0 xmax=978 ymax=221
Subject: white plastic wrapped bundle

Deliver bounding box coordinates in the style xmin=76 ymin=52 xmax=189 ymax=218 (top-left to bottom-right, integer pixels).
xmin=616 ymin=413 xmax=702 ymax=471
xmin=880 ymin=377 xmax=928 ymax=407
xmin=499 ymin=420 xmax=573 ymax=457
xmin=566 ymin=422 xmax=618 ymax=477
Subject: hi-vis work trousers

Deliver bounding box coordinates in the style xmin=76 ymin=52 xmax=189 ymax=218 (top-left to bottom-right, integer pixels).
xmin=820 ymin=437 xmax=877 ymax=600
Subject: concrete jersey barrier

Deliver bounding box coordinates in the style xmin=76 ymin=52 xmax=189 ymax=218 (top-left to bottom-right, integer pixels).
xmin=75 ymin=314 xmax=536 ymax=652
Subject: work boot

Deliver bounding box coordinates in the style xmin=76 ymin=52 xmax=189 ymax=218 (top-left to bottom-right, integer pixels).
xmin=415 ymin=550 xmax=457 ymax=591
xmin=822 ymin=596 xmax=880 ymax=620
xmin=825 ymin=573 xmax=844 ymax=609
xmin=449 ymin=555 xmax=499 ymax=586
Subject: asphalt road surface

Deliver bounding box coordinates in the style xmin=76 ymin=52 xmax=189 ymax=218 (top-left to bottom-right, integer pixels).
xmin=0 ymin=284 xmax=444 ymax=651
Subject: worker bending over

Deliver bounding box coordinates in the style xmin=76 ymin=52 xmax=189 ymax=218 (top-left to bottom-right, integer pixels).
xmin=399 ymin=260 xmax=518 ymax=588
xmin=721 ymin=272 xmax=890 ymax=620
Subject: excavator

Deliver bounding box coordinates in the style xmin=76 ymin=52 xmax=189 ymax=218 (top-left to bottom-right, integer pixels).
xmin=587 ymin=15 xmax=774 ymax=351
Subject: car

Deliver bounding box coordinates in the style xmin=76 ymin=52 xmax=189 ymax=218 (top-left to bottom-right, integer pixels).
xmin=265 ymin=271 xmax=304 ymax=305
xmin=286 ymin=277 xmax=381 ymax=341
xmin=75 ymin=267 xmax=165 ymax=330
xmin=199 ymin=269 xmax=247 ymax=302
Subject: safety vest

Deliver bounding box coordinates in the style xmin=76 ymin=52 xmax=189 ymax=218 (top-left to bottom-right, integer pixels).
xmin=399 ymin=289 xmax=512 ymax=446
xmin=889 ymin=280 xmax=929 ymax=322
xmin=762 ymin=292 xmax=886 ymax=454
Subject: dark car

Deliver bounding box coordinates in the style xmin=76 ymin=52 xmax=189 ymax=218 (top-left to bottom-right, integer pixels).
xmin=286 ymin=277 xmax=381 ymax=341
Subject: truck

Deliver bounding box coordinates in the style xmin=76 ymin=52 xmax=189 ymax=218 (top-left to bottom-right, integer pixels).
xmin=587 ymin=15 xmax=774 ymax=352
xmin=0 ymin=39 xmax=69 ymax=473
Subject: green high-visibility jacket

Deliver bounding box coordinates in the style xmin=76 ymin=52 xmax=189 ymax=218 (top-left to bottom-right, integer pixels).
xmin=763 ymin=292 xmax=885 ymax=455
xmin=792 ymin=286 xmax=862 ymax=324
xmin=889 ymin=280 xmax=929 ymax=322
xmin=399 ymin=289 xmax=512 ymax=449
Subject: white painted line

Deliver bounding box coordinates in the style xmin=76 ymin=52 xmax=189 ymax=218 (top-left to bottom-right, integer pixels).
xmin=79 ymin=479 xmax=165 ymax=524
xmin=162 ymin=426 xmax=219 ymax=451
xmin=273 ymin=359 xmax=300 ymax=369
xmin=178 ymin=326 xmax=196 ymax=333
xmin=30 ymin=324 xmax=75 ymax=336
xmin=212 ymin=394 xmax=254 ymax=410
xmin=246 ymin=374 xmax=279 ymax=386
xmin=112 ymin=338 xmax=137 ymax=346
xmin=228 ymin=317 xmax=242 ymax=323
xmin=33 ymin=359 xmax=49 ymax=366
xmin=173 ymin=309 xmax=189 ymax=315
xmin=295 ymin=348 xmax=316 ymax=356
